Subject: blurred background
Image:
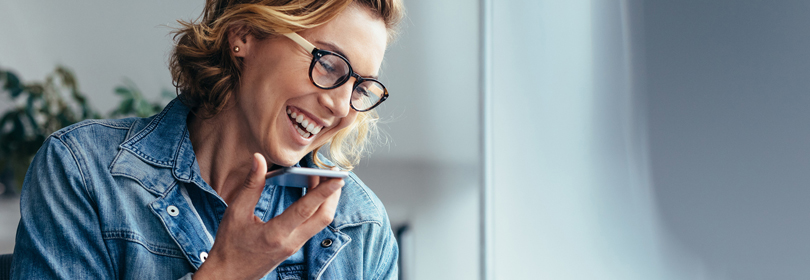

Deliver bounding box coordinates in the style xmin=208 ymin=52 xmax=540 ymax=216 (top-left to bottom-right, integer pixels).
xmin=2 ymin=0 xmax=810 ymax=279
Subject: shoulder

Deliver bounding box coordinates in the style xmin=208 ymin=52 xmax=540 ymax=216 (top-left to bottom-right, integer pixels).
xmin=331 ymin=170 xmax=391 ymax=230
xmin=304 ymin=153 xmax=389 ymax=229
xmin=51 ymin=117 xmax=145 ymax=144
xmin=31 ymin=117 xmax=154 ymax=190
xmin=48 ymin=117 xmax=151 ymax=159
xmin=331 ymin=171 xmax=400 ymax=279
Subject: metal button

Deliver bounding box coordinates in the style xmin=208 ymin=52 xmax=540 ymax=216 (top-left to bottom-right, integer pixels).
xmin=200 ymin=252 xmax=208 ymax=262
xmin=167 ymin=205 xmax=179 ymax=217
xmin=320 ymin=238 xmax=333 ymax=248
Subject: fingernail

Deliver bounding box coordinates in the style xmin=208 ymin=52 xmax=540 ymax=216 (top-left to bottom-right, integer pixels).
xmin=251 ymin=154 xmax=258 ymax=172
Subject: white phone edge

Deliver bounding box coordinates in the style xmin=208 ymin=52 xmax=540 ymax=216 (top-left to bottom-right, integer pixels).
xmin=265 ymin=167 xmax=349 ymax=179
xmin=265 ymin=167 xmax=348 ymax=188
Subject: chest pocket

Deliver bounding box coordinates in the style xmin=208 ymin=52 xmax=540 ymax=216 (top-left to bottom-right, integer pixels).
xmin=276 ymin=263 xmax=308 ymax=280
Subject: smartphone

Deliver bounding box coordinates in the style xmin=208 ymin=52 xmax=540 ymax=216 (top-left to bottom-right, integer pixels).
xmin=265 ymin=167 xmax=349 ymax=188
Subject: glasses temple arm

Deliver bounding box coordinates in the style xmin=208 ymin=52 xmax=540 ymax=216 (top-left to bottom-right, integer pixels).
xmin=283 ymin=33 xmax=317 ymax=53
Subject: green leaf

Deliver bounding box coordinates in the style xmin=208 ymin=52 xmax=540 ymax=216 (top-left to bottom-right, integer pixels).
xmin=25 ymin=84 xmax=44 ymax=97
xmin=71 ymin=89 xmax=87 ymax=104
xmin=136 ymin=99 xmax=152 ymax=117
xmin=112 ymin=99 xmax=134 ymax=117
xmin=55 ymin=66 xmax=78 ymax=90
xmin=161 ymin=88 xmax=176 ymax=99
xmin=56 ymin=113 xmax=73 ymax=129
xmin=115 ymin=86 xmax=133 ymax=97
xmin=23 ymin=108 xmax=40 ymax=134
xmin=10 ymin=112 xmax=26 ymax=141
xmin=4 ymin=71 xmax=24 ymax=97
xmin=0 ymin=112 xmax=13 ymax=134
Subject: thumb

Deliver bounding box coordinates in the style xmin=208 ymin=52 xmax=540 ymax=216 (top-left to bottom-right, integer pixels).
xmin=231 ymin=153 xmax=268 ymax=216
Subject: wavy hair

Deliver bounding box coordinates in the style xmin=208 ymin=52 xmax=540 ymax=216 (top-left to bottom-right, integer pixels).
xmin=169 ymin=0 xmax=403 ymax=170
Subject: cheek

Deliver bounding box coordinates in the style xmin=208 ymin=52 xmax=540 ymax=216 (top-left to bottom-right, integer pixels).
xmin=319 ymin=113 xmax=359 ymax=143
xmin=337 ymin=113 xmax=359 ymax=130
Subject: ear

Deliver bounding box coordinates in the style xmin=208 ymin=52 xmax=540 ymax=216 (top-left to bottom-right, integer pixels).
xmin=228 ymin=24 xmax=251 ymax=58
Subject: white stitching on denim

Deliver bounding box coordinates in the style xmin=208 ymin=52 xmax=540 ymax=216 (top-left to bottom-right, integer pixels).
xmin=101 ymin=230 xmax=185 ymax=258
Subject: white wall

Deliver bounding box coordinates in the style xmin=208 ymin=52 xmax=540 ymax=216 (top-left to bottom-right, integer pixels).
xmin=489 ymin=0 xmax=701 ymax=279
xmin=0 ymin=0 xmax=203 ymax=113
xmin=352 ymin=0 xmax=482 ymax=278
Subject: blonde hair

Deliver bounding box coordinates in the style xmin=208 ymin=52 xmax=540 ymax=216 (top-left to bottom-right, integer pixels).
xmin=169 ymin=0 xmax=403 ymax=170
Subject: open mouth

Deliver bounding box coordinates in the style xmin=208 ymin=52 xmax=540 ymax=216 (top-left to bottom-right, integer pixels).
xmin=286 ymin=107 xmax=324 ymax=139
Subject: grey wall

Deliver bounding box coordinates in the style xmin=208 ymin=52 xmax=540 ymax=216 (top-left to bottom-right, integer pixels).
xmin=642 ymin=1 xmax=810 ymax=279
xmin=489 ymin=0 xmax=810 ymax=278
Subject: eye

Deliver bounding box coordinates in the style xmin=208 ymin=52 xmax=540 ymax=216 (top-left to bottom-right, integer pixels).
xmin=353 ymin=86 xmax=370 ymax=100
xmin=318 ymin=59 xmax=337 ymax=73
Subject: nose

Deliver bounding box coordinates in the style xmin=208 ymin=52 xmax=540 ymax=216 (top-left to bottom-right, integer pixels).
xmin=318 ymin=80 xmax=353 ymax=117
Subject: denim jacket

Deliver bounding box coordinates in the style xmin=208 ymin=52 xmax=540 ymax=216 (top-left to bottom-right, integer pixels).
xmin=12 ymin=99 xmax=398 ymax=279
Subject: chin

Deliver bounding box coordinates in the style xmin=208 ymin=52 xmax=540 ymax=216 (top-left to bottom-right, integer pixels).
xmin=268 ymin=150 xmax=307 ymax=167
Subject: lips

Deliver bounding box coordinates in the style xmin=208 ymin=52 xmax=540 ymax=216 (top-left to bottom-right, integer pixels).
xmin=286 ymin=107 xmax=324 ymax=139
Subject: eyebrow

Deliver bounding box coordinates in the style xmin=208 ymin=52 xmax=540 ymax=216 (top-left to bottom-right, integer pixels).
xmin=315 ymin=40 xmax=379 ymax=79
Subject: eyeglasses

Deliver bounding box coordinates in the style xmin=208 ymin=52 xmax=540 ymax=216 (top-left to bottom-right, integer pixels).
xmin=283 ymin=32 xmax=388 ymax=112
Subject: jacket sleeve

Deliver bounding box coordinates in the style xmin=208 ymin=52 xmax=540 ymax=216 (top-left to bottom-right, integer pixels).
xmin=369 ymin=210 xmax=399 ymax=280
xmin=11 ymin=136 xmax=114 ymax=279
xmin=370 ymin=227 xmax=399 ymax=280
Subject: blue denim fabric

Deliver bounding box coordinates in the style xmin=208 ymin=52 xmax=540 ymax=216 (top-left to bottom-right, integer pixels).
xmin=11 ymin=98 xmax=398 ymax=279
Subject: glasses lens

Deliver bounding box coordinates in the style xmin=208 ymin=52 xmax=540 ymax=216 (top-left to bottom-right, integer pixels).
xmin=312 ymin=54 xmax=350 ymax=88
xmin=352 ymin=80 xmax=386 ymax=111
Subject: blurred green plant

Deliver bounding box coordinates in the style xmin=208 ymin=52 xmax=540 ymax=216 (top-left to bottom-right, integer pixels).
xmin=110 ymin=79 xmax=175 ymax=118
xmin=0 ymin=66 xmax=171 ymax=192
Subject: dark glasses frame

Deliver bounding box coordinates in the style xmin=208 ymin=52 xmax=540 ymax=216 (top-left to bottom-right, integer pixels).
xmin=284 ymin=32 xmax=388 ymax=112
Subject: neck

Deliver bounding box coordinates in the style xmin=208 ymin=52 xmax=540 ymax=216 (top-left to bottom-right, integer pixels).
xmin=187 ymin=106 xmax=255 ymax=204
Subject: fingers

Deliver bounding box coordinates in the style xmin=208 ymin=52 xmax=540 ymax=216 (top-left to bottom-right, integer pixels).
xmin=271 ymin=176 xmax=344 ymax=233
xmin=230 ymin=153 xmax=268 ymax=217
xmin=292 ymin=183 xmax=341 ymax=236
xmin=307 ymin=172 xmax=319 ymax=189
xmin=307 ymin=166 xmax=340 ymax=189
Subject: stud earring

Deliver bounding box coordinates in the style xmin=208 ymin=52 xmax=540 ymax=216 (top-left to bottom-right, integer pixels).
xmin=234 ymin=46 xmax=240 ymax=53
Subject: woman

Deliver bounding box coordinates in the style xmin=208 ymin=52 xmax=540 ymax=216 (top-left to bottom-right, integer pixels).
xmin=11 ymin=0 xmax=403 ymax=279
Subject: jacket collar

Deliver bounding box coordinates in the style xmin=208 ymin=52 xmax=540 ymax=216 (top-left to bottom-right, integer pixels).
xmin=110 ymin=98 xmax=382 ymax=228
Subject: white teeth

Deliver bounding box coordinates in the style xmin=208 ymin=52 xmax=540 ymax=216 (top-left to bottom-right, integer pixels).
xmin=287 ymin=109 xmax=325 ymax=138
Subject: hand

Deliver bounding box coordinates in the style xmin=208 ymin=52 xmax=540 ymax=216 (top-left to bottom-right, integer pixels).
xmin=193 ymin=153 xmax=343 ymax=280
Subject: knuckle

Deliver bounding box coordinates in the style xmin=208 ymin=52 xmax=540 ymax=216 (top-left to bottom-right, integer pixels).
xmin=242 ymin=176 xmax=257 ymax=189
xmin=281 ymin=244 xmax=297 ymax=256
xmin=316 ymin=182 xmax=338 ymax=197
xmin=317 ymin=212 xmax=334 ymax=226
xmin=264 ymin=235 xmax=284 ymax=249
xmin=295 ymin=206 xmax=311 ymax=220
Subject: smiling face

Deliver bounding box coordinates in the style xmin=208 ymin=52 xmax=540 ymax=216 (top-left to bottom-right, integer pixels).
xmin=231 ymin=4 xmax=388 ymax=167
